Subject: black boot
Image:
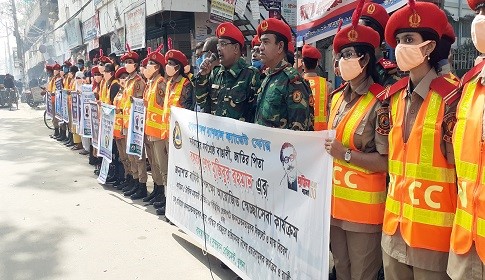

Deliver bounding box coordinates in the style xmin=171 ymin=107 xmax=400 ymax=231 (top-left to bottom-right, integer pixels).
xmin=117 ymin=175 xmax=133 ymax=190
xmin=153 ymin=194 xmax=166 ymax=209
xmin=50 ymin=128 xmax=59 ymax=138
xmin=130 ymin=183 xmax=147 ymax=200
xmin=149 ymin=193 xmax=162 ymax=205
xmin=122 ymin=177 xmax=137 ymax=192
xmin=123 ymin=179 xmax=139 ymax=196
xmin=143 ymin=184 xmax=160 ymax=202
xmin=57 ymin=129 xmax=67 ymax=141
xmin=156 ymin=206 xmax=166 ymax=215
xmin=65 ymin=133 xmax=74 ymax=146
xmin=63 ymin=132 xmax=71 ymax=144
xmin=94 ymin=164 xmax=101 ymax=176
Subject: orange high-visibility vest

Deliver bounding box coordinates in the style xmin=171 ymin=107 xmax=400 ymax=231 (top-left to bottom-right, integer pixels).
xmin=122 ymin=76 xmax=141 ymax=129
xmin=328 ymin=85 xmax=387 ymax=225
xmin=305 ymin=76 xmax=328 ymax=131
xmin=98 ymin=80 xmax=110 ymax=104
xmin=384 ymin=86 xmax=457 ymax=252
xmin=145 ymin=75 xmax=165 ymax=139
xmin=451 ymin=63 xmax=485 ymax=262
xmin=113 ymin=88 xmax=124 ymax=139
xmin=160 ymin=76 xmax=188 ymax=140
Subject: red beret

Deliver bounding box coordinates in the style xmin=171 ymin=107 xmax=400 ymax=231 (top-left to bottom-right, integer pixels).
xmin=165 ymin=50 xmax=188 ymax=67
xmin=115 ymin=67 xmax=128 ymax=79
xmin=443 ymin=23 xmax=456 ymax=43
xmin=360 ymin=3 xmax=389 ymax=31
xmin=52 ymin=63 xmax=61 ymax=70
xmin=385 ymin=1 xmax=448 ymax=48
xmin=63 ymin=60 xmax=72 ymax=67
xmin=45 ymin=64 xmax=53 ymax=71
xmin=99 ymin=56 xmax=113 ymax=64
xmin=120 ymin=51 xmax=140 ymax=62
xmin=141 ymin=57 xmax=149 ymax=67
xmin=257 ymin=18 xmax=292 ymax=44
xmin=302 ymin=44 xmax=321 ymax=60
xmin=91 ymin=66 xmax=101 ymax=75
xmin=251 ymin=36 xmax=261 ymax=48
xmin=333 ymin=24 xmax=380 ymax=53
xmin=147 ymin=51 xmax=166 ymax=67
xmin=217 ymin=22 xmax=245 ymax=47
xmin=468 ymin=0 xmax=485 ymax=10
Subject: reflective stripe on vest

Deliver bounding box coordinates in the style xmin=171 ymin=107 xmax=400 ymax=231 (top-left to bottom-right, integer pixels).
xmin=384 ymin=88 xmax=456 ymax=252
xmin=145 ymin=76 xmax=165 ymax=138
xmin=306 ymin=76 xmax=328 ymax=131
xmin=160 ymin=77 xmax=186 ymax=140
xmin=328 ymin=89 xmax=387 ymax=224
xmin=451 ymin=75 xmax=485 ymax=261
xmin=122 ymin=78 xmax=138 ymax=128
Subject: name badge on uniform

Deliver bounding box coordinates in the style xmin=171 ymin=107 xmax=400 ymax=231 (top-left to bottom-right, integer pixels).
xmin=211 ymin=84 xmax=220 ymax=89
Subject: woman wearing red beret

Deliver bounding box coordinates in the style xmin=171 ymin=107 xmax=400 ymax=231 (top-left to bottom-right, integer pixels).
xmin=324 ymin=1 xmax=389 ymax=278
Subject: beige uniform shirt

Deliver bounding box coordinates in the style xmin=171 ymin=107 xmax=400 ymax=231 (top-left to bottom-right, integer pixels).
xmin=330 ymin=77 xmax=389 ymax=233
xmin=381 ymin=68 xmax=457 ymax=272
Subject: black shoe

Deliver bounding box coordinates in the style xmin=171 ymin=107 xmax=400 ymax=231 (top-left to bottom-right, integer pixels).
xmin=156 ymin=206 xmax=165 ymax=215
xmin=148 ymin=193 xmax=162 ymax=205
xmin=153 ymin=197 xmax=166 ymax=209
xmin=122 ymin=178 xmax=137 ymax=192
xmin=130 ymin=183 xmax=147 ymax=200
xmin=123 ymin=181 xmax=140 ymax=196
xmin=50 ymin=128 xmax=59 ymax=138
xmin=116 ymin=179 xmax=129 ymax=190
xmin=113 ymin=177 xmax=125 ymax=187
xmin=143 ymin=184 xmax=159 ymax=202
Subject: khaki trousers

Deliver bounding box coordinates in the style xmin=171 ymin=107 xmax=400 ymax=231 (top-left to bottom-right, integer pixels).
xmin=128 ymin=151 xmax=147 ymax=183
xmin=383 ymin=251 xmax=451 ymax=280
xmin=330 ymin=225 xmax=382 ymax=280
xmin=145 ymin=138 xmax=168 ymax=186
xmin=116 ymin=138 xmax=131 ymax=177
xmin=448 ymin=245 xmax=485 ymax=280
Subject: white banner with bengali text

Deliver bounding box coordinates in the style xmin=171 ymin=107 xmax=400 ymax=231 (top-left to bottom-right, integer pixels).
xmin=126 ymin=97 xmax=146 ymax=159
xmin=166 ymin=107 xmax=333 ymax=280
xmin=99 ymin=104 xmax=116 ymax=162
xmin=72 ymin=92 xmax=79 ymax=127
xmin=61 ymin=90 xmax=69 ymax=123
xmin=97 ymin=158 xmax=110 ymax=184
xmin=90 ymin=102 xmax=100 ymax=149
xmin=55 ymin=90 xmax=62 ymax=121
xmin=80 ymin=85 xmax=95 ymax=138
xmin=124 ymin=2 xmax=146 ymax=50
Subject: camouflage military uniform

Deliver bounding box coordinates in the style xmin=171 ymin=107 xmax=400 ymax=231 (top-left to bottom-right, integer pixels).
xmin=195 ymin=57 xmax=260 ymax=122
xmin=375 ymin=58 xmax=401 ymax=87
xmin=254 ymin=60 xmax=313 ymax=131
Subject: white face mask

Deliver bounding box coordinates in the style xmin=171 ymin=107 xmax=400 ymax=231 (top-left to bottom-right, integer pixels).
xmin=165 ymin=64 xmax=178 ymax=77
xmin=395 ymin=40 xmax=431 ymax=71
xmin=125 ymin=63 xmax=136 ymax=73
xmin=338 ymin=57 xmax=365 ymax=81
xmin=472 ymin=14 xmax=485 ymax=53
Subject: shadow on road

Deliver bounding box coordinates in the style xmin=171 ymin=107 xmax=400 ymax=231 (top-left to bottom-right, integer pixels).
xmin=0 ymin=221 xmax=82 ymax=280
xmin=172 ymin=233 xmax=238 ymax=280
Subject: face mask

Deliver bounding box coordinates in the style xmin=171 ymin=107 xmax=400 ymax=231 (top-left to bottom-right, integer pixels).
xmin=196 ymin=56 xmax=204 ymax=68
xmin=145 ymin=65 xmax=157 ymax=79
xmin=395 ymin=40 xmax=431 ymax=71
xmin=252 ymin=59 xmax=264 ymax=70
xmin=125 ymin=63 xmax=136 ymax=73
xmin=165 ymin=64 xmax=178 ymax=77
xmin=338 ymin=57 xmax=365 ymax=81
xmin=472 ymin=15 xmax=485 ymax=53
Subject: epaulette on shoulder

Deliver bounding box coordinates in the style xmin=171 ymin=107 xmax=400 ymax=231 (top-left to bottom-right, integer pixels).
xmin=430 ymin=75 xmax=460 ymax=105
xmin=368 ymin=83 xmax=385 ymax=101
xmin=461 ymin=60 xmax=485 ymax=87
xmin=283 ymin=66 xmax=299 ymax=83
xmin=378 ymin=58 xmax=398 ymax=70
xmin=329 ymin=82 xmax=347 ymax=97
xmin=376 ymin=77 xmax=408 ymax=101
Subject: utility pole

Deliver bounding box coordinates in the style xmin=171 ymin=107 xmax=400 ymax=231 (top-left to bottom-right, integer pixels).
xmin=10 ymin=0 xmax=25 ymax=83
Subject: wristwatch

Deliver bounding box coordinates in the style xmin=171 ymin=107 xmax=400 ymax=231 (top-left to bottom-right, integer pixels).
xmin=344 ymin=149 xmax=352 ymax=163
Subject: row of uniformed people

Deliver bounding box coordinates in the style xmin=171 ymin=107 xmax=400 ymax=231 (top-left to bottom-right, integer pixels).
xmin=323 ymin=0 xmax=485 ymax=279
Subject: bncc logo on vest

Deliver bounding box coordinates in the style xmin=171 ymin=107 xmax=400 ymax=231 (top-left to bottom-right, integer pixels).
xmin=173 ymin=121 xmax=182 ymax=149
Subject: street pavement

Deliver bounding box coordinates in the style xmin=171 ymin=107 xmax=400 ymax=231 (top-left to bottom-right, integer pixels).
xmin=0 ymin=103 xmax=238 ymax=280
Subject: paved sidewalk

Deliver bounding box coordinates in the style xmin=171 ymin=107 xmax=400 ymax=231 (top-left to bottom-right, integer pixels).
xmin=0 ymin=104 xmax=237 ymax=280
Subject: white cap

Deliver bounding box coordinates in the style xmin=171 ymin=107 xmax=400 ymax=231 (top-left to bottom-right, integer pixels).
xmin=75 ymin=71 xmax=85 ymax=78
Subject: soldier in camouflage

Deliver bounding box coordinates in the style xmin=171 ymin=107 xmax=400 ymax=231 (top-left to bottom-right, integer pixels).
xmin=359 ymin=2 xmax=401 ymax=86
xmin=195 ymin=22 xmax=260 ymax=122
xmin=254 ymin=18 xmax=313 ymax=131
